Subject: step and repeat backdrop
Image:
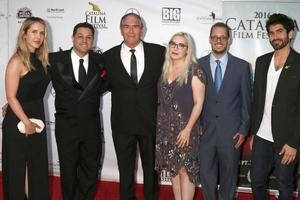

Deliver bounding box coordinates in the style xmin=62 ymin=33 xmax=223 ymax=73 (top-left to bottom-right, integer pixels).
xmin=223 ymin=1 xmax=300 ymax=194
xmin=0 ymin=0 xmax=299 ymax=194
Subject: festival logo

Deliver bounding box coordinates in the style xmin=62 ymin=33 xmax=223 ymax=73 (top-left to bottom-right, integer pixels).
xmin=162 ymin=7 xmax=181 ymax=25
xmin=85 ymin=2 xmax=108 ymax=29
xmin=225 ymin=11 xmax=299 ymax=40
xmin=196 ymin=11 xmax=221 ymax=24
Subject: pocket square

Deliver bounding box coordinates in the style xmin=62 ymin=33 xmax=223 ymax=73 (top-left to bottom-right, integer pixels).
xmin=17 ymin=118 xmax=45 ymax=134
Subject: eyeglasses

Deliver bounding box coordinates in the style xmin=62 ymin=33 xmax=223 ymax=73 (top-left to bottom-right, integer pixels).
xmin=210 ymin=36 xmax=228 ymax=42
xmin=169 ymin=41 xmax=188 ymax=49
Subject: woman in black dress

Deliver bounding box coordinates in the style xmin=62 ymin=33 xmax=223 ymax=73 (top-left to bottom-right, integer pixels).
xmin=2 ymin=17 xmax=50 ymax=200
xmin=155 ymin=32 xmax=206 ymax=200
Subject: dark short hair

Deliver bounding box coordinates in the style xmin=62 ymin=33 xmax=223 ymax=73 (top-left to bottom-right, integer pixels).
xmin=210 ymin=22 xmax=230 ymax=37
xmin=120 ymin=13 xmax=144 ymax=28
xmin=72 ymin=22 xmax=94 ymax=37
xmin=266 ymin=13 xmax=294 ymax=33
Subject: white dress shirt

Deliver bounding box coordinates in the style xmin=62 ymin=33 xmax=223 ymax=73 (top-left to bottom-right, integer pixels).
xmin=120 ymin=41 xmax=145 ymax=82
xmin=210 ymin=53 xmax=228 ymax=81
xmin=71 ymin=50 xmax=89 ymax=82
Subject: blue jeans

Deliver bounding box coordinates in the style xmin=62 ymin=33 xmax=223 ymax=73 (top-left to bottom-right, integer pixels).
xmin=250 ymin=135 xmax=297 ymax=200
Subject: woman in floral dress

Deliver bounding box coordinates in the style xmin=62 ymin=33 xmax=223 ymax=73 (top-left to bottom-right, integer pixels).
xmin=155 ymin=32 xmax=206 ymax=200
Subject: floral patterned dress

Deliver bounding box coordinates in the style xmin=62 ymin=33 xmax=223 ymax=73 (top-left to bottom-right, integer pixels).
xmin=155 ymin=65 xmax=206 ymax=185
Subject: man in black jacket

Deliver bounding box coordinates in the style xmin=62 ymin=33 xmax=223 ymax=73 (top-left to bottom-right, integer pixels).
xmin=49 ymin=22 xmax=105 ymax=200
xmin=251 ymin=13 xmax=300 ymax=199
xmin=103 ymin=13 xmax=165 ymax=200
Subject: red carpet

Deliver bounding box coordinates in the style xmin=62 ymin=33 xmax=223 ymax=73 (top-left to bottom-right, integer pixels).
xmin=0 ymin=175 xmax=298 ymax=199
xmin=48 ymin=176 xmax=298 ymax=200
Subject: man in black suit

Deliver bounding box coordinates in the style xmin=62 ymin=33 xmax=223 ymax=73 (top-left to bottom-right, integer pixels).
xmin=49 ymin=22 xmax=105 ymax=200
xmin=251 ymin=13 xmax=300 ymax=199
xmin=103 ymin=13 xmax=165 ymax=200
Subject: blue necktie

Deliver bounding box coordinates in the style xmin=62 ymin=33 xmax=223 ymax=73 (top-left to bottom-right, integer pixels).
xmin=214 ymin=60 xmax=222 ymax=93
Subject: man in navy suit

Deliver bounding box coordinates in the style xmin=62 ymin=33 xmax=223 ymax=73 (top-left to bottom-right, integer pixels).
xmin=103 ymin=13 xmax=165 ymax=200
xmin=251 ymin=13 xmax=300 ymax=199
xmin=198 ymin=22 xmax=252 ymax=200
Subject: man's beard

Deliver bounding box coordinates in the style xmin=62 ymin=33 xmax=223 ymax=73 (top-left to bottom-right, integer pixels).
xmin=212 ymin=45 xmax=227 ymax=55
xmin=270 ymin=37 xmax=289 ymax=50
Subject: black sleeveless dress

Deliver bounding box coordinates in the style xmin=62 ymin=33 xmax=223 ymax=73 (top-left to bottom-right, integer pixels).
xmin=2 ymin=53 xmax=50 ymax=200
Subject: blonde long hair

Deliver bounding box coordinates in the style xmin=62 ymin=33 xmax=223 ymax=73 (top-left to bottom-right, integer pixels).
xmin=162 ymin=32 xmax=197 ymax=86
xmin=16 ymin=17 xmax=49 ymax=71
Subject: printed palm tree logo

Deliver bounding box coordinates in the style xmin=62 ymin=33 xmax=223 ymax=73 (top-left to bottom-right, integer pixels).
xmin=210 ymin=11 xmax=216 ymax=21
xmin=88 ymin=2 xmax=100 ymax=11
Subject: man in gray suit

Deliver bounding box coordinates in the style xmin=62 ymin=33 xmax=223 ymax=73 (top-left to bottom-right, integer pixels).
xmin=198 ymin=22 xmax=252 ymax=200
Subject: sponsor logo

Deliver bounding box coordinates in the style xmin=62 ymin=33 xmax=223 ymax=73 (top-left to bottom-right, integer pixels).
xmin=196 ymin=11 xmax=221 ymax=24
xmin=85 ymin=2 xmax=108 ymax=29
xmin=16 ymin=7 xmax=32 ymax=22
xmin=247 ymin=170 xmax=251 ymax=183
xmin=47 ymin=8 xmax=65 ymax=13
xmin=50 ymin=86 xmax=56 ymax=98
xmin=93 ymin=46 xmax=103 ymax=54
xmin=160 ymin=170 xmax=171 ymax=183
xmin=49 ymin=160 xmax=60 ymax=176
xmin=162 ymin=7 xmax=181 ymax=25
xmin=46 ymin=8 xmax=65 ymax=19
xmin=124 ymin=8 xmax=140 ymax=16
xmin=239 ymin=160 xmax=251 ymax=166
xmin=46 ymin=120 xmax=55 ymax=131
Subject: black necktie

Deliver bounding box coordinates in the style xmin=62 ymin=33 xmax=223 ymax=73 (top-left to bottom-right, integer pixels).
xmin=130 ymin=49 xmax=138 ymax=84
xmin=78 ymin=59 xmax=87 ymax=87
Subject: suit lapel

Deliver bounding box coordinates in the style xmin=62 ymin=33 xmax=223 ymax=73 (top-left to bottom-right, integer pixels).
xmin=218 ymin=54 xmax=234 ymax=95
xmin=139 ymin=43 xmax=147 ymax=85
xmin=78 ymin=69 xmax=101 ymax=101
xmin=204 ymin=54 xmax=219 ymax=97
xmin=117 ymin=43 xmax=140 ymax=86
xmin=56 ymin=51 xmax=82 ymax=90
xmin=78 ymin=53 xmax=105 ymax=101
xmin=113 ymin=44 xmax=129 ymax=79
xmin=257 ymin=52 xmax=273 ymax=107
xmin=86 ymin=55 xmax=97 ymax=84
xmin=274 ymin=48 xmax=296 ymax=97
xmin=278 ymin=48 xmax=296 ymax=76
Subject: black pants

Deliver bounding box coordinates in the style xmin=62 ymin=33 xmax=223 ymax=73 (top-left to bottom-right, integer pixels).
xmin=56 ymin=135 xmax=102 ymax=200
xmin=251 ymin=135 xmax=297 ymax=200
xmin=112 ymin=132 xmax=158 ymax=200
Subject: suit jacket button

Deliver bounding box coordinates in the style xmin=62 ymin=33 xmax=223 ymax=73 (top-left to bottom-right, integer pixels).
xmin=216 ymin=115 xmax=219 ymax=118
